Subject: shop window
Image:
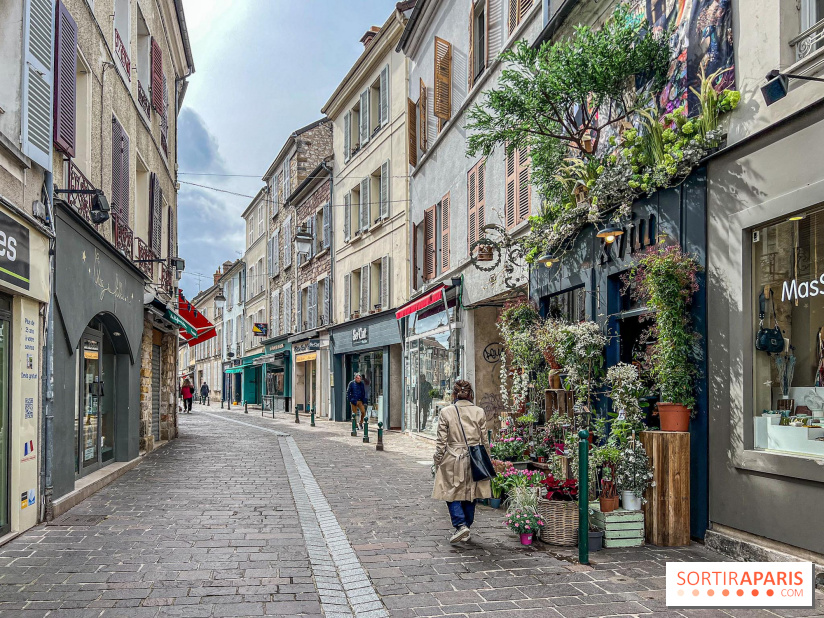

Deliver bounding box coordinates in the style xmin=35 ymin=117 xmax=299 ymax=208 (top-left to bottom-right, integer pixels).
xmin=751 ymin=210 xmax=824 ymax=458
xmin=546 ymin=287 xmax=587 ymax=323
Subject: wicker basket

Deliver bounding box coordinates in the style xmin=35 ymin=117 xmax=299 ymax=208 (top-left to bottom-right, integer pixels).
xmin=538 ymin=498 xmax=578 ymax=546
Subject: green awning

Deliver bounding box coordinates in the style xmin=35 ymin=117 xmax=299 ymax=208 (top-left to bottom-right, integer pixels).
xmin=164 ymin=309 xmax=197 ymax=337
xmin=225 ymin=364 xmax=253 ymax=374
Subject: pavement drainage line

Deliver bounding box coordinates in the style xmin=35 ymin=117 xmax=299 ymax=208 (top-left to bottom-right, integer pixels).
xmin=280 ymin=436 xmax=388 ymax=618
xmin=198 ymin=410 xmax=290 ymax=436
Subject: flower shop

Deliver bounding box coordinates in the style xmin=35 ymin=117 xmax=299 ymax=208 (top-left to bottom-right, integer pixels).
xmin=466 ymin=2 xmax=738 ymax=551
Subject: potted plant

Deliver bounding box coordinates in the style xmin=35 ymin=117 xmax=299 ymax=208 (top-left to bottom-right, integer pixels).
xmin=592 ymin=444 xmax=621 ymax=512
xmin=537 ymin=475 xmax=578 ymax=546
xmin=616 ymin=438 xmax=654 ymax=511
xmin=490 ymin=473 xmax=507 ymax=509
xmin=627 ymin=244 xmax=700 ymax=432
xmin=533 ymin=444 xmax=549 ymax=464
xmin=504 ymin=509 xmax=544 ymax=545
xmin=489 ymin=436 xmax=527 ymax=464
xmin=586 ymin=516 xmax=605 ymax=552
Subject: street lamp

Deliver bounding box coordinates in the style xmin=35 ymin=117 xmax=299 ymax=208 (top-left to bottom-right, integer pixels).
xmin=761 ymin=69 xmax=824 ymax=106
xmin=214 ymin=287 xmax=226 ymax=310
xmin=596 ymin=223 xmax=624 ymax=245
xmin=295 ymin=224 xmax=313 ymax=255
xmin=536 ymin=252 xmax=559 ymax=267
xmin=54 ymin=188 xmax=111 ymax=224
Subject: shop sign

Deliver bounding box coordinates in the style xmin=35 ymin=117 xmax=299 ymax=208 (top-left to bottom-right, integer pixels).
xmin=599 ymin=213 xmax=657 ymax=265
xmin=0 ymin=210 xmax=30 ymax=290
xmin=266 ymin=341 xmax=288 ymax=353
xmin=253 ymin=323 xmax=268 ymax=337
xmin=293 ymin=339 xmax=320 ymax=354
xmin=781 ymin=276 xmax=824 ymax=302
xmin=352 ymin=326 xmax=368 ymax=345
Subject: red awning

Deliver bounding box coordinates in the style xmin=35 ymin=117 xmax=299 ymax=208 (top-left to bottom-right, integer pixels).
xmin=178 ymin=290 xmax=216 ymax=347
xmin=395 ymin=284 xmax=447 ymax=320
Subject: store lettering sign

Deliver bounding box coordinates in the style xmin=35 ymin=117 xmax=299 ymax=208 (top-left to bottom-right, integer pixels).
xmin=0 ymin=210 xmax=30 ymax=290
xmin=781 ymin=276 xmax=824 ymax=302
xmin=352 ymin=326 xmax=368 ymax=345
xmin=293 ymin=339 xmax=320 ymax=354
xmin=599 ymin=213 xmax=657 ymax=265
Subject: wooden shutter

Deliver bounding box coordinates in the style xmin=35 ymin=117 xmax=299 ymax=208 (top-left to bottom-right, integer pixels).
xmin=419 ymin=79 xmax=428 ymax=152
xmin=359 ymin=89 xmax=369 ymax=146
xmin=323 ymin=275 xmax=330 ymax=325
xmin=308 ymin=282 xmax=317 ymax=330
xmin=297 ymin=287 xmax=303 ymax=331
xmin=149 ymin=173 xmax=162 ymax=254
xmin=22 ymin=0 xmax=54 ymax=170
xmin=433 ymin=37 xmax=452 ymax=121
xmin=468 ymin=165 xmax=477 ymax=252
xmin=468 ymin=0 xmax=475 ymax=91
xmin=160 ymin=72 xmax=169 ymax=144
xmin=408 ymin=98 xmax=418 ymax=167
xmin=359 ymin=178 xmax=369 ymax=231
xmin=343 ymin=111 xmax=351 ymax=162
xmin=53 ymin=0 xmax=77 ymax=157
xmin=267 ymin=236 xmax=273 ymax=275
xmin=322 ymin=203 xmax=330 ymax=249
xmin=343 ymin=192 xmax=351 ymax=241
xmin=344 ymin=273 xmax=351 ymax=320
xmin=273 ymin=231 xmax=279 ymax=272
xmin=151 ymin=37 xmax=163 ymax=113
xmin=508 ymin=0 xmax=519 ymax=34
xmin=379 ymin=64 xmax=389 ymax=125
xmin=441 ymin=193 xmax=450 ymax=272
xmin=505 ymin=148 xmax=516 ymax=229
xmin=360 ymin=264 xmax=370 ymax=314
xmin=380 ymin=160 xmax=389 ymax=220
xmin=284 ymin=217 xmax=292 ymax=266
xmin=111 ymin=116 xmax=129 ymax=223
xmin=517 ymin=148 xmax=531 ymax=224
xmin=380 ymin=255 xmax=390 ymax=309
xmin=273 ymin=289 xmax=280 ymax=335
xmin=477 ymin=160 xmax=486 ymax=242
xmin=168 ymin=205 xmax=175 ymax=258
xmin=423 ymin=206 xmax=436 ymax=281
xmin=518 ymin=0 xmax=534 ymax=22
xmin=284 ymin=284 xmax=292 ymax=332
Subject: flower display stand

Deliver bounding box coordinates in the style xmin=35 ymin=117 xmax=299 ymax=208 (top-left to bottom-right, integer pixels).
xmin=589 ymin=502 xmax=644 ymax=548
xmin=545 ymin=389 xmax=574 ymax=419
xmin=640 ymin=430 xmax=690 ymax=547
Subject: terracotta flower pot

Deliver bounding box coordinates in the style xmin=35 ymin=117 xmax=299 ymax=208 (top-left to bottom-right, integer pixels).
xmin=599 ymin=495 xmax=619 ymax=513
xmin=548 ymin=371 xmax=562 ymax=390
xmin=656 ymin=402 xmax=691 ymax=432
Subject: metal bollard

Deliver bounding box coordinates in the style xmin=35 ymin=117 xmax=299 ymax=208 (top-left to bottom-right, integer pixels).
xmin=351 ymin=414 xmax=357 ymax=437
xmin=295 ymin=406 xmax=300 ymax=423
xmin=376 ymin=422 xmax=384 ymax=451
xmin=244 ymin=401 xmax=248 ymax=414
xmin=488 ymin=429 xmax=492 ymax=444
xmin=362 ymin=420 xmax=369 ymax=443
xmin=221 ymin=399 xmax=224 ymax=409
xmin=310 ymin=409 xmax=315 ymax=427
xmin=578 ymin=429 xmax=589 ymax=565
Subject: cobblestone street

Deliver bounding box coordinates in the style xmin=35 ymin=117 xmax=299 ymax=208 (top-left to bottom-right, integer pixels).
xmin=0 ymin=404 xmax=820 ymax=618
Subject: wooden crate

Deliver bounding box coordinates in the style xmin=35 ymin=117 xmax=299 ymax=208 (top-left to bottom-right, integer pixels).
xmin=545 ymin=389 xmax=574 ymax=419
xmin=640 ymin=430 xmax=690 ymax=547
xmin=589 ymin=502 xmax=645 ymax=548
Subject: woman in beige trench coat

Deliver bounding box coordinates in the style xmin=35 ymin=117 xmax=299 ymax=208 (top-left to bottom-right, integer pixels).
xmin=432 ymin=380 xmax=492 ymax=543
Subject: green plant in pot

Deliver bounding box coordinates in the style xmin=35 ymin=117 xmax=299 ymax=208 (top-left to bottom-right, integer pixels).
xmin=627 ymin=243 xmax=701 ymax=431
xmin=616 ymin=437 xmax=654 ymax=511
xmin=592 ymin=444 xmax=622 ymax=512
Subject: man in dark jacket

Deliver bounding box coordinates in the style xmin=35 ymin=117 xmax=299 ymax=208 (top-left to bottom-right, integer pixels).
xmin=347 ymin=374 xmax=367 ymax=429
xmin=200 ymin=382 xmax=210 ymax=405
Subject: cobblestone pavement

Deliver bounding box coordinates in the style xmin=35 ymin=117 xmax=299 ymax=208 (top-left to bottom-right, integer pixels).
xmin=0 ymin=403 xmax=821 ymax=618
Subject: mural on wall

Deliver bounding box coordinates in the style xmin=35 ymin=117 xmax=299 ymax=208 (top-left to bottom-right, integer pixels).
xmin=635 ymin=0 xmax=735 ymax=114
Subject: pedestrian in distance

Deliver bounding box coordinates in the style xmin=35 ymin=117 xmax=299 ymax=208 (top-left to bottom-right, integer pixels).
xmin=432 ymin=380 xmax=491 ymax=544
xmin=346 ymin=373 xmax=367 ymax=429
xmin=181 ymin=378 xmax=195 ymax=413
xmin=200 ymin=381 xmax=210 ymax=405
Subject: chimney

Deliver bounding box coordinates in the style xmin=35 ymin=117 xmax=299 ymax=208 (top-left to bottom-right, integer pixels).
xmin=213 ymin=268 xmax=222 ymax=286
xmin=360 ymin=26 xmax=381 ymax=48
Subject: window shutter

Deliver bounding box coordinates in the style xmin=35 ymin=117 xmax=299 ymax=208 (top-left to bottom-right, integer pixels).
xmin=359 ymin=178 xmax=369 ymax=231
xmin=311 ymin=281 xmax=318 ymax=329
xmin=468 ymin=1 xmax=475 ymax=91
xmin=267 ymin=237 xmax=273 ymax=275
xmin=160 ymin=72 xmax=169 ymax=145
xmin=273 ymin=231 xmax=279 ymax=272
xmin=308 ymin=216 xmax=315 ymax=260
xmin=508 ymin=0 xmax=519 ymax=34
xmin=518 ymin=0 xmax=534 ymax=22
xmin=323 ymin=275 xmax=331 ymax=325
xmin=284 ymin=285 xmax=292 ymax=333
xmin=22 ymin=0 xmax=54 ymax=170
xmin=343 ymin=273 xmax=351 ymax=320
xmin=441 ymin=193 xmax=450 ymax=272
xmin=433 ymin=37 xmax=452 ymax=121
xmin=477 ymin=159 xmax=486 ymax=242
xmin=517 ymin=148 xmax=531 ymax=224
xmin=151 ymin=37 xmax=163 ymax=113
xmin=150 ymin=173 xmax=162 ymax=255
xmin=408 ymin=98 xmax=418 ymax=167
xmin=423 ymin=206 xmax=436 ymax=281
xmin=468 ymin=165 xmax=477 ymax=252
xmin=359 ymin=89 xmax=369 ymax=145
xmin=53 ymin=0 xmax=77 ymax=157
xmin=284 ymin=216 xmax=292 ymax=267
xmin=380 ymin=64 xmax=389 ymax=125
xmin=380 ymin=255 xmax=390 ymax=310
xmin=167 ymin=205 xmax=175 ymax=259
xmin=360 ymin=264 xmax=370 ymax=314
xmin=343 ymin=111 xmax=351 ymax=162
xmin=419 ymin=79 xmax=428 ymax=152
xmin=380 ymin=160 xmax=390 ymax=220
xmin=111 ymin=116 xmax=129 ymax=223
xmin=322 ymin=203 xmax=330 ymax=249
xmin=297 ymin=287 xmax=303 ymax=331
xmin=273 ymin=289 xmax=280 ymax=335
xmin=344 ymin=192 xmax=351 ymax=242
xmin=505 ymin=148 xmax=516 ymax=230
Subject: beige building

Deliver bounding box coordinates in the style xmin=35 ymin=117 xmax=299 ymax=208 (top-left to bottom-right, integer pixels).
xmin=322 ymin=3 xmax=414 ymax=428
xmin=189 ymin=281 xmax=223 ymax=403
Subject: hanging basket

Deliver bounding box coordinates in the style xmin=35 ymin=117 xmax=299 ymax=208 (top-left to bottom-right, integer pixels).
xmin=538 ymin=498 xmax=578 ymax=546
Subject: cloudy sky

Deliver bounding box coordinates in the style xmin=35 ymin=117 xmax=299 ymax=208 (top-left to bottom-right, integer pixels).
xmin=176 ymin=0 xmax=399 ymax=294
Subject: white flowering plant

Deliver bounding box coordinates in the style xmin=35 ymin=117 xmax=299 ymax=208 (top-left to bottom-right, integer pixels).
xmin=599 ymin=362 xmax=649 ymax=444
xmin=553 ymin=321 xmax=607 ymax=412
xmin=615 ymin=439 xmax=654 ymax=499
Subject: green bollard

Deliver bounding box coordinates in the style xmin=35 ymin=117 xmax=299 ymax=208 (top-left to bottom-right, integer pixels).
xmin=310 ymin=408 xmax=315 ymax=427
xmin=363 ymin=420 xmax=370 ymax=443
xmin=578 ymin=429 xmax=589 ymax=565
xmin=351 ymin=414 xmax=358 ymax=437
xmin=376 ymin=422 xmax=384 ymax=451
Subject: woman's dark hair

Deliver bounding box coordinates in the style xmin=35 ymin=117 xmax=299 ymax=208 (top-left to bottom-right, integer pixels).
xmin=452 ymin=380 xmax=474 ymax=402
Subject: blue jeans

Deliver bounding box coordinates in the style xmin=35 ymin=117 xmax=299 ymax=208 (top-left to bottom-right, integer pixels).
xmin=447 ymin=501 xmax=476 ymax=529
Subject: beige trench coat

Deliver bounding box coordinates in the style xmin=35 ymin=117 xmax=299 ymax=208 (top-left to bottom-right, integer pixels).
xmin=432 ymin=400 xmax=492 ymax=501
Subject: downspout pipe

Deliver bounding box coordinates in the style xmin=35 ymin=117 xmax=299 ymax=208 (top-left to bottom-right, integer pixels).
xmin=41 ymin=171 xmax=56 ymax=522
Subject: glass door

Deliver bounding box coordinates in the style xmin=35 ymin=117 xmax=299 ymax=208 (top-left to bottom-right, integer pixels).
xmin=0 ymin=313 xmax=10 ymax=536
xmin=79 ymin=338 xmax=102 ymax=473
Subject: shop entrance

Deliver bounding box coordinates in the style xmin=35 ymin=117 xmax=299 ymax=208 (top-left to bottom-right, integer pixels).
xmin=296 ymin=355 xmax=317 ymax=415
xmin=0 ymin=297 xmax=11 ymax=536
xmin=346 ymin=350 xmax=383 ymax=423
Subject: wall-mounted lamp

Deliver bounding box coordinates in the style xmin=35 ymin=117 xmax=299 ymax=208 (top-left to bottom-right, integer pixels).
xmin=54 ymin=188 xmax=111 ymax=224
xmin=761 ymin=69 xmax=824 ymax=106
xmin=215 ymin=287 xmax=227 ymax=310
xmin=596 ymin=223 xmax=624 ymax=245
xmin=536 ymin=252 xmax=559 ymax=267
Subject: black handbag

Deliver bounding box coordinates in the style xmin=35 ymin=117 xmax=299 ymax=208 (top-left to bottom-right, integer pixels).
xmin=455 ymin=405 xmax=495 ymax=482
xmin=755 ymin=290 xmax=785 ymax=355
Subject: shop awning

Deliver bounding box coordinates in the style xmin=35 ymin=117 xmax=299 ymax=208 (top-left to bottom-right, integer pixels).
xmin=395 ymin=284 xmax=447 ymax=320
xmin=178 ymin=290 xmax=217 ymax=347
xmin=224 ymin=365 xmax=248 ymax=374
xmin=164 ymin=309 xmax=197 ymax=338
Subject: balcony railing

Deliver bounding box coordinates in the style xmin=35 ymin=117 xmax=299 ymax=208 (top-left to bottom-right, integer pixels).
xmin=135 ymin=237 xmax=154 ymax=278
xmin=114 ymin=29 xmax=131 ymax=81
xmin=791 ymin=18 xmax=824 ymax=61
xmin=160 ymin=262 xmax=173 ymax=293
xmin=66 ymin=160 xmax=96 ymax=225
xmin=114 ymin=217 xmax=134 ymax=260
xmin=137 ymin=81 xmax=151 ymax=118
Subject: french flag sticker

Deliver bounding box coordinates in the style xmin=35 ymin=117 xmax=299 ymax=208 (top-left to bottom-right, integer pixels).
xmin=24 ymin=440 xmax=34 ymax=456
